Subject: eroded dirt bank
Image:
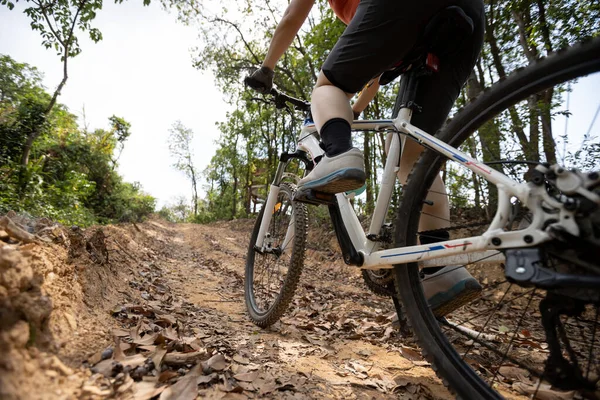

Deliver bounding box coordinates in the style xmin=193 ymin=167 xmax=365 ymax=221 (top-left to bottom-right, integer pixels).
xmin=0 ymin=216 xmax=449 ymax=399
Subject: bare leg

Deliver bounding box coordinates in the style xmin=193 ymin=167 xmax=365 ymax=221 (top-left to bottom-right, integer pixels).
xmin=311 ymin=72 xmax=354 ymax=130
xmin=398 ymin=139 xmax=450 ymax=234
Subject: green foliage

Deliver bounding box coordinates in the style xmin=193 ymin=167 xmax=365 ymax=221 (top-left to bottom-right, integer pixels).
xmin=0 ymin=55 xmax=51 ymax=164
xmin=0 ymin=54 xmax=155 ymax=226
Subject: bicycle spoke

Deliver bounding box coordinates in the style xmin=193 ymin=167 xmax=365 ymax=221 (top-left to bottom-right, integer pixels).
xmin=441 ymin=318 xmax=544 ymax=381
xmin=459 ymin=283 xmax=513 ymax=361
xmin=420 ymin=212 xmax=452 ymax=223
xmin=490 ymin=288 xmax=537 ymax=388
xmin=454 ymin=288 xmax=537 ymax=327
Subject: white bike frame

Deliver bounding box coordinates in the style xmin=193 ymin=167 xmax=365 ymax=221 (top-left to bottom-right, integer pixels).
xmin=254 ymin=106 xmax=566 ymax=270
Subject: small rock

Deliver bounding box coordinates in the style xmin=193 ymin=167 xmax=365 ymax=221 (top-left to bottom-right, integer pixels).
xmin=130 ymin=365 xmax=147 ymax=381
xmin=144 ymin=358 xmax=155 ymax=370
xmin=111 ymin=361 xmax=123 ymax=377
xmin=101 ymin=348 xmax=113 ymax=360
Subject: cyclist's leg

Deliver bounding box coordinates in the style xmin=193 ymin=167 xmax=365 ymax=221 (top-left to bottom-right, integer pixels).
xmin=400 ymin=0 xmax=485 ymax=234
xmin=396 ymin=0 xmax=485 ymax=316
xmin=303 ymin=0 xmax=438 ymax=193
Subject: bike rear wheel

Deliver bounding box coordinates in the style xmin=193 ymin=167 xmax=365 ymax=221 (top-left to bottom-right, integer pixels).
xmin=394 ymin=37 xmax=600 ymax=399
xmin=245 ymin=182 xmax=308 ymax=328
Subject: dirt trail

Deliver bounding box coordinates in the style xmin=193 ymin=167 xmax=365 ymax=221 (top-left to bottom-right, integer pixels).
xmin=1 ymin=216 xmax=451 ymax=399
xmin=172 ymin=221 xmax=449 ymax=398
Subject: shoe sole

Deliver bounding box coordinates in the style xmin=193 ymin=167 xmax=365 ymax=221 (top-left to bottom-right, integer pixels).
xmin=299 ymin=168 xmax=366 ymax=194
xmin=430 ymin=280 xmax=482 ymax=318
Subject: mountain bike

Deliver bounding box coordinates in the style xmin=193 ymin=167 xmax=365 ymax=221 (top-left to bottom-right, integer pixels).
xmin=244 ymin=34 xmax=600 ymax=398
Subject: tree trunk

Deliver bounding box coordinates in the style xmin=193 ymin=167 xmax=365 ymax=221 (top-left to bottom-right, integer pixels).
xmin=466 ymin=136 xmax=481 ymax=209
xmin=20 ymin=0 xmax=85 ymax=167
xmin=540 ymin=88 xmax=557 ymax=164
xmin=189 ymin=164 xmax=198 ymax=217
xmin=244 ymin=149 xmax=252 ymax=215
xmin=485 ymin=11 xmax=533 ymax=162
xmin=232 ymin=172 xmax=238 ymax=220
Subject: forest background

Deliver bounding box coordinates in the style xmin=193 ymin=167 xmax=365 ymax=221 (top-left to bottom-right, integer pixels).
xmin=0 ymin=0 xmax=598 ymax=226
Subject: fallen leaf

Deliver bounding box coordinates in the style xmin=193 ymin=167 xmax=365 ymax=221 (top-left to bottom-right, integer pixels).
xmin=112 ymin=305 xmax=126 ymax=315
xmin=158 ymin=370 xmax=179 ymax=383
xmin=159 ymin=366 xmax=201 ymax=400
xmin=91 ymin=359 xmax=114 ymax=377
xmin=221 ymin=375 xmax=243 ymax=393
xmin=222 ymin=393 xmax=248 ymax=400
xmin=393 ymin=376 xmax=410 ymax=387
xmin=237 ymin=380 xmax=256 ymax=392
xmin=151 ymin=345 xmax=168 ymax=372
xmin=233 ymin=371 xmax=259 ymax=382
xmin=133 ymin=333 xmax=158 ymax=346
xmin=233 ymin=354 xmax=250 ymax=365
xmin=400 ymin=347 xmax=423 ymax=362
xmin=120 ymin=354 xmax=147 ymax=368
xmin=197 ymin=373 xmax=218 ymax=384
xmin=512 ymin=382 xmax=575 ymax=400
xmin=499 ymin=366 xmax=530 ymax=382
xmin=255 ymin=379 xmax=276 ymax=396
xmin=132 ymin=381 xmax=165 ymax=400
xmin=203 ymin=353 xmax=228 ymax=372
xmin=516 ymin=339 xmax=544 ymax=350
xmin=356 ymin=349 xmax=372 ymax=357
xmin=498 ymin=325 xmax=510 ymax=333
xmin=163 ymin=327 xmax=179 ymax=341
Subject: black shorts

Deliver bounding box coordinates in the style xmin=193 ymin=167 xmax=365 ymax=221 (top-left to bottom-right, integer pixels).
xmin=322 ymin=0 xmax=485 ymax=134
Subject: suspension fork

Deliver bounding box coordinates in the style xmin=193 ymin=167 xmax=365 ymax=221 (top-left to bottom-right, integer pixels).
xmin=254 ymin=150 xmax=311 ymax=249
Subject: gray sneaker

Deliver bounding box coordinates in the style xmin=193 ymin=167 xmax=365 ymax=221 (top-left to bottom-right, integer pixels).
xmin=298 ymin=148 xmax=366 ymax=194
xmin=422 ymin=266 xmax=482 ymax=317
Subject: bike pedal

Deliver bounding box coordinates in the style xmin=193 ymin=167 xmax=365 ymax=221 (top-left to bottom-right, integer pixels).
xmin=293 ymin=187 xmax=336 ymax=206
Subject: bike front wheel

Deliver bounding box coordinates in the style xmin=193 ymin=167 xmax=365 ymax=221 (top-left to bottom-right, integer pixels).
xmin=245 ymin=182 xmax=308 ymax=328
xmin=394 ymin=37 xmax=600 ymax=399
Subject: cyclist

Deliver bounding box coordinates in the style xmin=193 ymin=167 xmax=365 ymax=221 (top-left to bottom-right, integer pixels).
xmin=246 ymin=0 xmax=484 ymax=317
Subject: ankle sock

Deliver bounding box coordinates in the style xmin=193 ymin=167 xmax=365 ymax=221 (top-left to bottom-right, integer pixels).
xmin=420 ymin=230 xmax=450 ymax=275
xmin=320 ymin=118 xmax=352 ymax=157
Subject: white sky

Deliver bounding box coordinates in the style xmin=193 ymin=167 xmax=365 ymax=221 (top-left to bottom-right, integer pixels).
xmin=0 ymin=1 xmax=228 ymax=209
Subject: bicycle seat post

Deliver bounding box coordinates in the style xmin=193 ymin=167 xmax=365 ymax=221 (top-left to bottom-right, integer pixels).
xmin=396 ymin=65 xmax=429 ymax=118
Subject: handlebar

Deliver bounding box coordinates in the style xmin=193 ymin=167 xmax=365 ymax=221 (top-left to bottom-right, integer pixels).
xmin=269 ymin=88 xmax=311 ymax=112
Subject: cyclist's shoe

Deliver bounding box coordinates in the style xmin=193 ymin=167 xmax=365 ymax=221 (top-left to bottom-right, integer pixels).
xmin=298 ymin=148 xmax=366 ymax=194
xmin=422 ymin=266 xmax=482 ymax=317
